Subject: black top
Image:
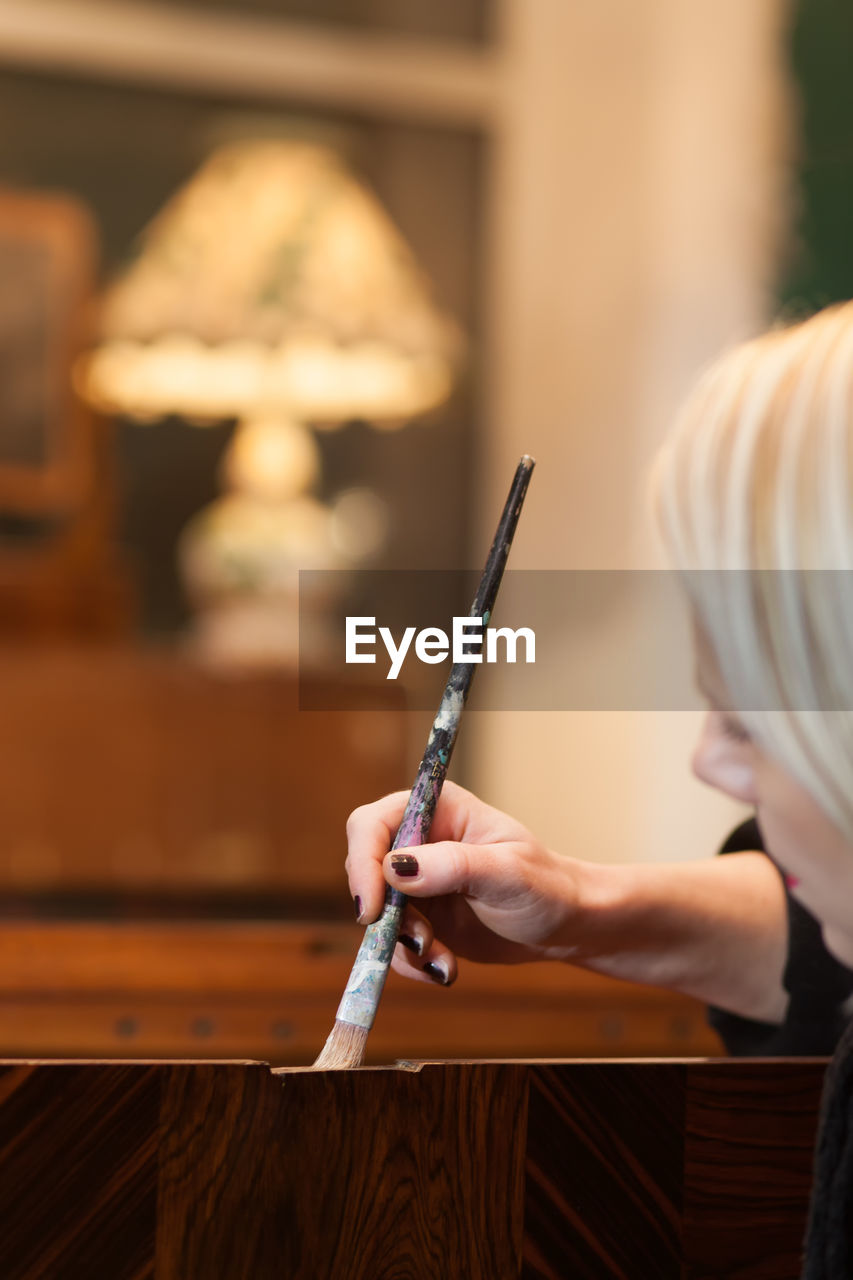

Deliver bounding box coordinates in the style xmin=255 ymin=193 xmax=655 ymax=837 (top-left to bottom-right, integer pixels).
xmin=710 ymin=818 xmax=853 ymax=1056
xmin=711 ymin=820 xmax=853 ymax=1276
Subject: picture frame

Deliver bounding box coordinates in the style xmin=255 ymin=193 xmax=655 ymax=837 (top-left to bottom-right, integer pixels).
xmin=0 ymin=188 xmax=96 ymax=516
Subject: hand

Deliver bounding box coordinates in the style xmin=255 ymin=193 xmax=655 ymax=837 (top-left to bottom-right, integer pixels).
xmin=345 ymin=781 xmax=581 ymax=986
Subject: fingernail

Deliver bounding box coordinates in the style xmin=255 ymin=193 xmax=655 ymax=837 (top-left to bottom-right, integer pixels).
xmin=423 ymin=961 xmax=449 ymax=986
xmin=399 ymin=933 xmax=423 ymax=956
xmin=390 ymin=853 xmax=419 ymax=877
xmin=353 ymin=895 xmax=363 ymax=920
xmin=785 ymin=875 xmax=800 ymax=889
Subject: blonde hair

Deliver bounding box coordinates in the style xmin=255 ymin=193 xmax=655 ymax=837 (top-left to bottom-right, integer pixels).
xmin=652 ymin=303 xmax=853 ymax=839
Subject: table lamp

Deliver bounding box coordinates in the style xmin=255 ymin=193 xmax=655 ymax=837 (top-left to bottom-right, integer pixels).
xmin=78 ymin=138 xmax=461 ymax=662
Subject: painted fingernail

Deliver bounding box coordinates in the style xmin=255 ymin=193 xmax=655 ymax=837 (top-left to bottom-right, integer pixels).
xmin=399 ymin=933 xmax=423 ymax=956
xmin=353 ymin=895 xmax=363 ymax=920
xmin=390 ymin=853 xmax=419 ymax=877
xmin=423 ymin=961 xmax=449 ymax=985
xmin=785 ymin=875 xmax=800 ymax=889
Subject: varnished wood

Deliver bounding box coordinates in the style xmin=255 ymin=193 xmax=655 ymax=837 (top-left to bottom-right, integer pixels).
xmin=156 ymin=1064 xmax=285 ymax=1279
xmin=0 ymin=1059 xmax=827 ymax=1279
xmin=681 ymin=1063 xmax=824 ymax=1279
xmin=273 ymin=1064 xmax=527 ymax=1279
xmin=0 ymin=652 xmax=721 ymax=1063
xmin=0 ymin=1062 xmax=158 ymax=1279
xmin=523 ymin=1063 xmax=685 ymax=1278
xmin=0 ymin=921 xmax=722 ymax=1061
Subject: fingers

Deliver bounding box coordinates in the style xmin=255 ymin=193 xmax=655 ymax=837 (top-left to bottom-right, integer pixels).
xmin=346 ymin=781 xmax=531 ymax=930
xmin=396 ymin=903 xmax=433 ymax=959
xmin=346 ymin=791 xmax=411 ymax=922
xmin=392 ymin=905 xmax=457 ymax=987
xmin=391 ymin=940 xmax=457 ymax=987
xmin=346 ymin=781 xmax=494 ymax=922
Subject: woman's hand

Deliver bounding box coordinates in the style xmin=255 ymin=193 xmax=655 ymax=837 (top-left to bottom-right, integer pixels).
xmin=346 ymin=781 xmax=790 ymax=1023
xmin=345 ymin=781 xmax=583 ymax=986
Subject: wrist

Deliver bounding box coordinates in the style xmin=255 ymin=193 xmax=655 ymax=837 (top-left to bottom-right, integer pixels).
xmin=536 ymin=853 xmax=619 ymax=963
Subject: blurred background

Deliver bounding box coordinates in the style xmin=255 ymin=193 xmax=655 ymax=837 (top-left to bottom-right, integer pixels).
xmin=0 ymin=0 xmax=843 ymax=1063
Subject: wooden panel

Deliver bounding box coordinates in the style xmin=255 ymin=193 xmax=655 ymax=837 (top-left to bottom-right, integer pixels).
xmin=0 ymin=649 xmax=404 ymax=900
xmin=682 ymin=1062 xmax=824 ymax=1279
xmin=0 ymin=989 xmax=720 ymax=1062
xmin=0 ymin=1059 xmax=829 ymax=1279
xmin=521 ymin=1060 xmax=825 ymax=1280
xmin=0 ymin=189 xmax=96 ymax=513
xmin=156 ymin=1063 xmax=287 ymax=1279
xmin=0 ymin=921 xmax=722 ymax=1061
xmin=523 ymin=1063 xmax=684 ymax=1279
xmin=0 ymin=1063 xmax=158 ymax=1279
xmin=274 ymin=1064 xmax=526 ymax=1279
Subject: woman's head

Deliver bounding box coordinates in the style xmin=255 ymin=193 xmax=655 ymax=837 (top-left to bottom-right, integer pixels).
xmin=653 ymin=303 xmax=853 ymax=960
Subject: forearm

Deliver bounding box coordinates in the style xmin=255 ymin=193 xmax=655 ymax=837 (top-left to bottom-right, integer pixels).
xmin=544 ymin=851 xmax=789 ymax=1024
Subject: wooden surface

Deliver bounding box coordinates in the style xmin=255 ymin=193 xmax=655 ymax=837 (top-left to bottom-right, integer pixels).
xmin=0 ymin=649 xmax=724 ymax=1064
xmin=0 ymin=648 xmax=404 ymax=900
xmin=0 ymin=920 xmax=722 ymax=1061
xmin=0 ymin=1058 xmax=826 ymax=1279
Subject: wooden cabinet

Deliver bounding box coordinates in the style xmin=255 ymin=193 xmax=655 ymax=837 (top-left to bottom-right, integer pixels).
xmin=0 ymin=921 xmax=721 ymax=1062
xmin=0 ymin=1058 xmax=825 ymax=1278
xmin=0 ymin=648 xmax=404 ymax=904
xmin=0 ymin=648 xmax=722 ymax=1062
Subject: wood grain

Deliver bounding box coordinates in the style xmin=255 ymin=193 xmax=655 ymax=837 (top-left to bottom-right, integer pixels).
xmin=0 ymin=1063 xmax=158 ymax=1279
xmin=157 ymin=1064 xmax=287 ymax=1279
xmin=0 ymin=1058 xmax=827 ymax=1278
xmin=523 ymin=1063 xmax=685 ymax=1279
xmin=682 ymin=1062 xmax=825 ymax=1279
xmin=275 ymin=1064 xmax=527 ymax=1279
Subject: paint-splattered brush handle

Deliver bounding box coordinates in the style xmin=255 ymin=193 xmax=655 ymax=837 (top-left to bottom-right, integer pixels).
xmin=335 ymin=455 xmax=535 ymax=1032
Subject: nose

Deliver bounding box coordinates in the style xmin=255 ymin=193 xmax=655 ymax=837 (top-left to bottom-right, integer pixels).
xmin=691 ymin=712 xmax=758 ymax=804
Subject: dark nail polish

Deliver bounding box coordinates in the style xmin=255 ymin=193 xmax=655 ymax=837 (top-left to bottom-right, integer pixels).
xmin=423 ymin=961 xmax=448 ymax=985
xmin=353 ymin=895 xmax=362 ymax=920
xmin=390 ymin=853 xmax=419 ymax=877
xmin=399 ymin=933 xmax=422 ymax=956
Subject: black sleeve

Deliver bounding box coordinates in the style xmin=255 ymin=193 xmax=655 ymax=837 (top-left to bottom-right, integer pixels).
xmin=709 ymin=817 xmax=853 ymax=1056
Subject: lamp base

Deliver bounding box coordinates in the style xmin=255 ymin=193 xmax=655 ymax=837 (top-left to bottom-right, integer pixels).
xmin=181 ymin=594 xmax=339 ymax=671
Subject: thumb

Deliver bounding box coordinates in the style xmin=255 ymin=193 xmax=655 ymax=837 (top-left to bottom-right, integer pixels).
xmin=384 ymin=840 xmax=516 ymax=904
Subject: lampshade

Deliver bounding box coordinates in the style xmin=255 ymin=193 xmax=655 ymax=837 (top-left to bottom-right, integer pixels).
xmin=79 ymin=139 xmax=461 ymax=425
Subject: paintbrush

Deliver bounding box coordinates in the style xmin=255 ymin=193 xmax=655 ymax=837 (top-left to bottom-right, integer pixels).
xmin=314 ymin=454 xmax=535 ymax=1069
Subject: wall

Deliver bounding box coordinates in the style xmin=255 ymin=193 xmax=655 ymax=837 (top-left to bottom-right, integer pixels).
xmin=471 ymin=0 xmax=791 ymax=864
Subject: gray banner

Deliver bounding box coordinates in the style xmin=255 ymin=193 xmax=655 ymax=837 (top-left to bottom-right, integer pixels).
xmin=297 ymin=569 xmax=853 ymax=712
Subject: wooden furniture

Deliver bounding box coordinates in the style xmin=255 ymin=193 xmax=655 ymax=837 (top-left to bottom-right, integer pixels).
xmin=0 ymin=648 xmax=722 ymax=1061
xmin=0 ymin=921 xmax=722 ymax=1061
xmin=0 ymin=1058 xmax=827 ymax=1279
xmin=0 ymin=648 xmax=404 ymax=905
xmin=0 ymin=189 xmax=96 ymax=515
xmin=0 ymin=191 xmax=133 ymax=638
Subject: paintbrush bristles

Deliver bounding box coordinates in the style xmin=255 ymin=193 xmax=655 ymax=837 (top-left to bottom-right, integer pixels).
xmin=313 ymin=1019 xmax=370 ymax=1070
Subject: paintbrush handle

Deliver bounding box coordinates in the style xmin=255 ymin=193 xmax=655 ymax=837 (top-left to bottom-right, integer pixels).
xmin=335 ymin=455 xmax=535 ymax=1032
